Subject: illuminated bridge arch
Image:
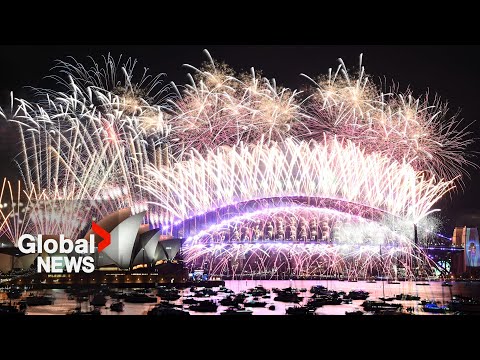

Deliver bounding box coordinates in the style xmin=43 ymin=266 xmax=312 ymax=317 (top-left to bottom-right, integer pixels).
xmin=168 ymin=196 xmax=395 ymax=241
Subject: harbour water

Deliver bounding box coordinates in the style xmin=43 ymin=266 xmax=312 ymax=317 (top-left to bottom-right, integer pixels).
xmin=5 ymin=280 xmax=480 ymax=315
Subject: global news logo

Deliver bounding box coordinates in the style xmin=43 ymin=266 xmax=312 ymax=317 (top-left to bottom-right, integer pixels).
xmin=17 ymin=221 xmax=111 ymax=274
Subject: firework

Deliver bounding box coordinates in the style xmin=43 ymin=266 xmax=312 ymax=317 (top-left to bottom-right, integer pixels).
xmin=139 ymin=136 xmax=453 ymax=225
xmin=5 ymin=56 xmax=171 ymax=229
xmin=1 ymin=51 xmax=472 ymax=279
xmin=301 ymin=54 xmax=477 ymax=184
xmin=167 ymin=50 xmax=308 ymax=157
xmin=0 ymin=179 xmax=31 ymax=245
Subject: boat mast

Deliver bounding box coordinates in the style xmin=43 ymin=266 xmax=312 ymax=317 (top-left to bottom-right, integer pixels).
xmin=380 ymin=244 xmax=385 ymax=299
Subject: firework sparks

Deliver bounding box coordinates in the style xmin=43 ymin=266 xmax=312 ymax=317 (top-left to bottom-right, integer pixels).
xmin=139 ymin=136 xmax=454 ymax=225
xmin=1 ymin=51 xmax=472 ymax=278
xmin=167 ymin=50 xmax=308 ymax=157
xmin=301 ymin=54 xmax=477 ymax=185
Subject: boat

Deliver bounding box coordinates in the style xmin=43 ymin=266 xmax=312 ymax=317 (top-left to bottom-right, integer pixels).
xmin=6 ymin=288 xmax=22 ymax=300
xmin=308 ymin=296 xmax=342 ymax=307
xmin=218 ymin=287 xmax=234 ymax=294
xmin=299 ymin=288 xmax=307 ymax=293
xmin=157 ymin=293 xmax=181 ymax=301
xmin=416 ymin=282 xmax=430 ymax=286
xmin=345 ymin=310 xmax=364 ymax=315
xmin=346 ymin=290 xmax=369 ymax=300
xmin=449 ymin=296 xmax=480 ymax=313
xmin=133 ymin=288 xmax=152 ymax=294
xmin=306 ymin=299 xmax=326 ymax=308
xmin=441 ymin=281 xmax=453 ymax=287
xmin=387 ymin=280 xmax=401 ymax=285
xmin=25 ymin=294 xmax=55 ymax=306
xmin=183 ymin=297 xmax=200 ymax=305
xmin=90 ymin=294 xmax=107 ymax=307
xmin=423 ymin=302 xmax=447 ymax=314
xmin=109 ymin=291 xmax=126 ymax=299
xmin=220 ymin=307 xmax=253 ymax=316
xmin=67 ymin=307 xmax=101 ymax=316
xmin=243 ymin=300 xmax=267 ymax=308
xmin=124 ymin=292 xmax=157 ymax=303
xmin=281 ymin=287 xmax=300 ymax=295
xmin=310 ymin=285 xmax=328 ymax=294
xmin=274 ymin=292 xmax=303 ymax=303
xmin=220 ymin=296 xmax=237 ymax=306
xmin=148 ymin=305 xmax=190 ymax=316
xmin=286 ymin=305 xmax=316 ymax=315
xmin=189 ymin=300 xmax=218 ymax=313
xmin=379 ymin=297 xmax=395 ymax=302
xmin=395 ymin=294 xmax=420 ymax=301
xmin=110 ymin=301 xmax=125 ymax=312
xmin=361 ymin=300 xmax=403 ymax=312
xmin=204 ymin=288 xmax=218 ymax=296
xmin=247 ymin=286 xmax=268 ymax=297
xmin=0 ymin=302 xmax=26 ymax=315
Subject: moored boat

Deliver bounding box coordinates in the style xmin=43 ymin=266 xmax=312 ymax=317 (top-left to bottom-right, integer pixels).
xmin=110 ymin=301 xmax=125 ymax=312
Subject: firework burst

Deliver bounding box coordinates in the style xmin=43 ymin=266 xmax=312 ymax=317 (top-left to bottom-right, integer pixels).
xmin=167 ymin=50 xmax=308 ymax=157
xmin=301 ymin=54 xmax=477 ymax=185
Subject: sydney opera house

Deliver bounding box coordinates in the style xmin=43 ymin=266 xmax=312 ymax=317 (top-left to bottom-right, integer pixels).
xmin=0 ymin=207 xmax=184 ymax=286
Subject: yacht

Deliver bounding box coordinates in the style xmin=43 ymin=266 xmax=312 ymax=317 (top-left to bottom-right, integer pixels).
xmin=387 ymin=280 xmax=401 ymax=285
xmin=183 ymin=297 xmax=200 ymax=305
xmin=361 ymin=300 xmax=403 ymax=312
xmin=345 ymin=310 xmax=364 ymax=315
xmin=346 ymin=290 xmax=370 ymax=300
xmin=274 ymin=292 xmax=303 ymax=303
xmin=189 ymin=300 xmax=218 ymax=312
xmin=310 ymin=285 xmax=328 ymax=294
xmin=67 ymin=307 xmax=101 ymax=315
xmin=6 ymin=288 xmax=22 ymax=299
xmin=90 ymin=294 xmax=107 ymax=307
xmin=379 ymin=297 xmax=395 ymax=302
xmin=25 ymin=294 xmax=55 ymax=306
xmin=220 ymin=307 xmax=253 ymax=316
xmin=157 ymin=293 xmax=181 ymax=301
xmin=423 ymin=302 xmax=447 ymax=314
xmin=148 ymin=305 xmax=189 ymax=316
xmin=395 ymin=294 xmax=420 ymax=301
xmin=449 ymin=296 xmax=480 ymax=313
xmin=286 ymin=306 xmax=315 ymax=315
xmin=243 ymin=299 xmax=267 ymax=308
xmin=110 ymin=301 xmax=125 ymax=312
xmin=0 ymin=302 xmax=26 ymax=315
xmin=124 ymin=292 xmax=157 ymax=303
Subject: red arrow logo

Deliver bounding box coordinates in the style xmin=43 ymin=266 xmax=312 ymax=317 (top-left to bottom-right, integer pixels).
xmin=92 ymin=221 xmax=111 ymax=252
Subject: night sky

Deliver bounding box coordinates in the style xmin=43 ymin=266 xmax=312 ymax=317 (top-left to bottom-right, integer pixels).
xmin=0 ymin=45 xmax=479 ymax=234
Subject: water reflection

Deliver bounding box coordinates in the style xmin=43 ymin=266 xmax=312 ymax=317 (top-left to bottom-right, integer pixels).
xmin=16 ymin=280 xmax=480 ymax=315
